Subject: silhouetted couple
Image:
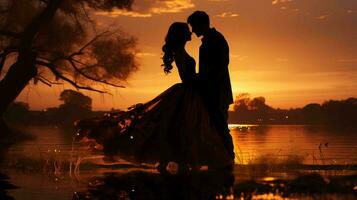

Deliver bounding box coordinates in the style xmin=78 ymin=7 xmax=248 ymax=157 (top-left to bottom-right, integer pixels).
xmin=78 ymin=11 xmax=234 ymax=174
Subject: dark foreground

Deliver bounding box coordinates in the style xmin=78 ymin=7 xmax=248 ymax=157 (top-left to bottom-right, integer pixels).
xmin=1 ymin=125 xmax=356 ymax=199
xmin=71 ymin=169 xmax=357 ymax=200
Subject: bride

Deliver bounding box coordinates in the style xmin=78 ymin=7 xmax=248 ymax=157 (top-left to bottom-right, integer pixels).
xmin=76 ymin=22 xmax=232 ymax=174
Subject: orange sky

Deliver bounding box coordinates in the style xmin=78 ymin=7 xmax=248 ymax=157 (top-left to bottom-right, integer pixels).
xmin=17 ymin=0 xmax=357 ymax=110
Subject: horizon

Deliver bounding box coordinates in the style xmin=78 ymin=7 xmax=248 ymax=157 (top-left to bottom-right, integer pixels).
xmin=15 ymin=0 xmax=357 ymax=110
xmin=2 ymin=1 xmax=357 ymax=199
xmin=20 ymin=93 xmax=356 ymax=111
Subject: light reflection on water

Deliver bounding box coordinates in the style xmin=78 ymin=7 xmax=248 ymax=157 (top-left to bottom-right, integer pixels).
xmin=1 ymin=125 xmax=357 ymax=200
xmin=8 ymin=125 xmax=357 ymax=165
xmin=230 ymin=124 xmax=357 ymax=165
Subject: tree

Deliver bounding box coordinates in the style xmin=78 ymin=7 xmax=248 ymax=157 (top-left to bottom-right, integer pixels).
xmin=57 ymin=89 xmax=93 ymax=125
xmin=249 ymin=97 xmax=269 ymax=111
xmin=322 ymin=98 xmax=357 ymax=128
xmin=0 ymin=0 xmax=138 ymax=119
xmin=302 ymin=103 xmax=325 ymax=124
xmin=59 ymin=89 xmax=92 ymax=111
xmin=3 ymin=101 xmax=30 ymax=124
xmin=229 ymin=94 xmax=273 ymax=123
xmin=232 ymin=93 xmax=250 ymax=112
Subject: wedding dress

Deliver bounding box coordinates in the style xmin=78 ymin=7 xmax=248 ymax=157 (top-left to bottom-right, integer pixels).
xmin=76 ymin=50 xmax=232 ymax=170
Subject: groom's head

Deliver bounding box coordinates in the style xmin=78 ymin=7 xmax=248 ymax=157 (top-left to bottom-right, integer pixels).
xmin=187 ymin=11 xmax=210 ymax=37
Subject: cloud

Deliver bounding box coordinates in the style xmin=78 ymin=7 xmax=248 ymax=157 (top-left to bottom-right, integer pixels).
xmin=215 ymin=12 xmax=240 ymax=18
xmin=337 ymin=58 xmax=357 ymax=63
xmin=137 ymin=52 xmax=158 ymax=57
xmin=150 ymin=0 xmax=194 ymax=14
xmin=272 ymin=0 xmax=297 ymax=12
xmin=272 ymin=0 xmax=293 ymax=5
xmin=96 ymin=10 xmax=152 ymax=18
xmin=272 ymin=0 xmax=279 ymax=5
xmin=317 ymin=15 xmax=329 ymax=20
xmin=209 ymin=0 xmax=230 ymax=2
xmin=95 ymin=0 xmax=194 ymax=18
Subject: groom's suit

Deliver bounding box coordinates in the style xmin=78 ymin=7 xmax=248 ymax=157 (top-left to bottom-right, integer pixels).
xmin=198 ymin=28 xmax=234 ymax=159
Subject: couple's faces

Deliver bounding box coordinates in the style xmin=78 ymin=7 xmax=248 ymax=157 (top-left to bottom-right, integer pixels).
xmin=184 ymin=26 xmax=192 ymax=42
xmin=189 ymin=24 xmax=204 ymax=37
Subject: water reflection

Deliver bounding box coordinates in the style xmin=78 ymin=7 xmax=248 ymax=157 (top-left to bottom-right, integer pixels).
xmin=0 ymin=125 xmax=34 ymax=200
xmin=0 ymin=173 xmax=18 ymax=200
xmin=230 ymin=125 xmax=357 ymax=165
xmin=73 ymin=169 xmax=235 ymax=200
xmin=73 ymin=170 xmax=357 ymax=200
xmin=1 ymin=125 xmax=357 ymax=200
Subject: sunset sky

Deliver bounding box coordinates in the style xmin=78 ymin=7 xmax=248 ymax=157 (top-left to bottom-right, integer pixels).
xmin=17 ymin=0 xmax=357 ymax=110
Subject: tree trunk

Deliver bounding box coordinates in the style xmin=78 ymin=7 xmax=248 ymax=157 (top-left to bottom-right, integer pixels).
xmin=0 ymin=53 xmax=37 ymax=115
xmin=0 ymin=0 xmax=62 ymax=117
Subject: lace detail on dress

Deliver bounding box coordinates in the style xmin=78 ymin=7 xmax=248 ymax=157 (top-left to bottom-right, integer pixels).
xmin=75 ymin=84 xmax=185 ymax=160
xmin=74 ymin=53 xmax=231 ymax=168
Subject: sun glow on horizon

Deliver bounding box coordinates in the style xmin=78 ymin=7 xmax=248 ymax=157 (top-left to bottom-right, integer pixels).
xmin=15 ymin=0 xmax=357 ymax=110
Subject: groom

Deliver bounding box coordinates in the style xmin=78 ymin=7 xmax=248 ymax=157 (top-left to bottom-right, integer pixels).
xmin=187 ymin=11 xmax=235 ymax=161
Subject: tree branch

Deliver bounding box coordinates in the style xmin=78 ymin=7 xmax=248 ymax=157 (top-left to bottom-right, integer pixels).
xmin=36 ymin=60 xmax=110 ymax=94
xmin=71 ymin=31 xmax=110 ymax=57
xmin=39 ymin=54 xmax=125 ymax=88
xmin=35 ymin=74 xmax=62 ymax=86
xmin=46 ymin=31 xmax=110 ymax=63
xmin=80 ymin=2 xmax=96 ymax=31
xmin=0 ymin=47 xmax=18 ymax=74
xmin=34 ymin=77 xmax=52 ymax=87
xmin=20 ymin=0 xmax=62 ymax=52
xmin=39 ymin=30 xmax=126 ymax=88
xmin=67 ymin=59 xmax=125 ymax=88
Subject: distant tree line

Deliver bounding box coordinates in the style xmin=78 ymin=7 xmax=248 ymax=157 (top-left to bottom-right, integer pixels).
xmin=4 ymin=91 xmax=357 ymax=129
xmin=228 ymin=93 xmax=357 ymax=129
xmin=3 ymin=89 xmax=108 ymax=127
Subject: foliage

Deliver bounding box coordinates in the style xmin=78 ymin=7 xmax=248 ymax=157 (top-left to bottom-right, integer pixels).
xmin=229 ymin=94 xmax=357 ymax=128
xmin=59 ymin=89 xmax=92 ymax=111
xmin=322 ymin=98 xmax=357 ymax=127
xmin=56 ymin=89 xmax=93 ymax=125
xmin=0 ymin=0 xmax=138 ymax=93
xmin=230 ymin=93 xmax=274 ymax=123
xmin=3 ymin=101 xmax=30 ymax=124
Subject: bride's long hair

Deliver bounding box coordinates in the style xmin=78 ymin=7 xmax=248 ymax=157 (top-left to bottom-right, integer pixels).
xmin=162 ymin=22 xmax=190 ymax=74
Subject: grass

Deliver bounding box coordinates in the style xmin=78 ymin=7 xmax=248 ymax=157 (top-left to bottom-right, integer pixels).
xmin=2 ymin=145 xmax=357 ymax=200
